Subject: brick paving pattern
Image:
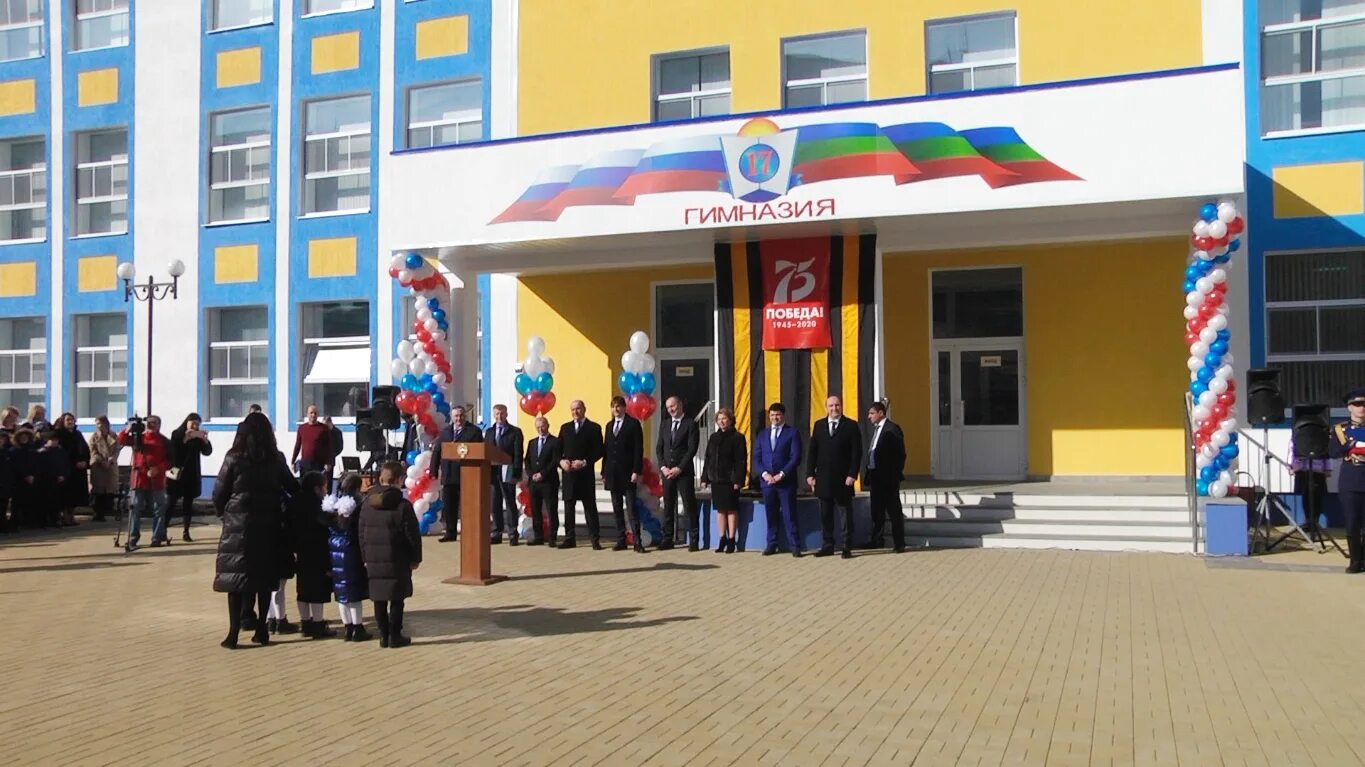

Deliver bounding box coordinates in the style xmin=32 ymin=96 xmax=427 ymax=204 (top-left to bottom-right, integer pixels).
xmin=3 ymin=522 xmax=1365 ymax=766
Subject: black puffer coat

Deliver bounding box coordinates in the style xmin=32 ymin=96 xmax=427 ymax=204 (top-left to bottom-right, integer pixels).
xmin=291 ymin=492 xmax=333 ymax=604
xmin=212 ymin=451 xmax=300 ymax=594
xmin=358 ymin=486 xmax=422 ymax=601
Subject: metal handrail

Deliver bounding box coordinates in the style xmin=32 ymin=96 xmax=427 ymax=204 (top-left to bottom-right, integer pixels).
xmin=1183 ymin=393 xmax=1200 ymax=553
xmin=692 ymin=400 xmax=715 ymax=488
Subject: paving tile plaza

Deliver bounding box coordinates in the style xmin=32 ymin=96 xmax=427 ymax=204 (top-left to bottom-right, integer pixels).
xmin=4 ymin=521 xmax=1365 ymax=766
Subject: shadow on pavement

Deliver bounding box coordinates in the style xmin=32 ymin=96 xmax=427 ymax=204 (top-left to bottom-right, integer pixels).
xmin=4 ymin=546 xmax=216 ymax=563
xmin=0 ymin=560 xmax=150 ymax=574
xmin=507 ymin=561 xmax=719 ymax=583
xmin=406 ymin=604 xmax=699 ymax=644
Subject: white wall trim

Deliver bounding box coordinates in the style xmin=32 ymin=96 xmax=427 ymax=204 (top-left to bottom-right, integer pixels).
xmin=487 ymin=273 xmax=520 ymax=425
xmin=1202 ymin=0 xmax=1243 ymax=66
xmin=274 ymin=0 xmax=295 ymax=429
xmin=490 ymin=0 xmax=518 ymax=138
xmin=47 ymin=9 xmax=65 ymax=415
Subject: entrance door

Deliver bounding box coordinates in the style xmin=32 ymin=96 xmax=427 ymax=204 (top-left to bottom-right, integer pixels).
xmin=933 ymin=340 xmax=1026 ymax=480
xmin=658 ymin=358 xmax=711 ymax=421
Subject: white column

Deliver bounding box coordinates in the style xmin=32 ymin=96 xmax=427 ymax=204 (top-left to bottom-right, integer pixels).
xmin=490 ymin=0 xmax=519 ymax=138
xmin=274 ymin=0 xmax=295 ymax=433
xmin=1202 ymin=0 xmax=1243 ymax=65
xmin=487 ymin=273 xmax=519 ymax=424
xmin=376 ymin=0 xmax=396 ymax=368
xmin=441 ymin=263 xmax=480 ymax=415
xmin=46 ymin=9 xmax=64 ymax=414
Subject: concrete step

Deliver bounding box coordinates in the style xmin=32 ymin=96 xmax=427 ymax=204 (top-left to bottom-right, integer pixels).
xmin=900 ymin=491 xmax=1188 ymax=510
xmin=903 ymin=506 xmax=1192 ymax=524
xmin=906 ymin=534 xmax=1194 ymax=554
xmin=906 ymin=518 xmax=1193 ymax=540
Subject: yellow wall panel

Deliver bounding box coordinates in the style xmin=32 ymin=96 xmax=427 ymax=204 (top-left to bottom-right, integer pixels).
xmin=415 ymin=15 xmax=469 ymax=60
xmin=517 ymin=264 xmax=712 ymax=429
xmin=77 ymin=68 xmax=119 ymax=106
xmin=311 ymin=31 xmax=361 ymax=74
xmin=516 ymin=0 xmax=1204 ymax=135
xmin=1272 ymin=162 xmax=1365 ymax=218
xmin=882 ymin=238 xmax=1189 ymax=477
xmin=0 ymin=261 xmax=37 ymax=297
xmin=216 ymin=47 xmax=263 ymax=88
xmin=307 ymin=237 xmax=357 ymax=278
xmin=0 ymin=79 xmax=36 ymax=116
xmin=214 ymin=245 xmax=260 ymax=284
xmin=77 ymin=256 xmax=118 ymax=292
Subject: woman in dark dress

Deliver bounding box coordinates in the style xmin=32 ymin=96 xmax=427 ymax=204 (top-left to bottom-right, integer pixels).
xmin=212 ymin=412 xmax=300 ymax=649
xmin=169 ymin=413 xmax=213 ymax=542
xmin=702 ymin=407 xmax=747 ymax=554
xmin=54 ymin=413 xmax=89 ymax=527
xmin=291 ymin=472 xmax=336 ymax=638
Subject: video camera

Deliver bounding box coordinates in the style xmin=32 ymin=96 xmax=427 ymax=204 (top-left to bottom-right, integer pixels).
xmin=127 ymin=414 xmax=146 ymax=447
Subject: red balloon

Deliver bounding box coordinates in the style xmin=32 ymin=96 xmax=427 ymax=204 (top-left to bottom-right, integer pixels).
xmin=1193 ymin=236 xmax=1215 ymax=251
xmin=1216 ymin=392 xmax=1236 ymax=407
xmin=538 ymin=391 xmax=557 ymax=415
xmin=1228 ymin=217 xmax=1244 ymax=235
xmin=1225 ymin=378 xmax=1237 ymax=392
xmin=389 ymin=266 xmax=401 ymax=279
xmin=1211 ymin=404 xmax=1229 ymax=420
xmin=520 ymin=392 xmax=543 ymax=416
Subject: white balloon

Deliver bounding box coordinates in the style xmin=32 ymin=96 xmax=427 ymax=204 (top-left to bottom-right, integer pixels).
xmin=1183 ymin=305 xmax=1199 ymax=320
xmin=1195 ymin=277 xmax=1214 ymax=294
xmin=642 ymin=353 xmax=656 ymax=374
xmin=542 ymin=356 xmax=556 ymax=375
xmin=528 ymin=336 xmax=546 ymax=357
xmin=1209 ymin=268 xmax=1227 ymax=285
xmin=1221 ymin=352 xmax=1235 ymax=367
xmin=406 ymin=465 xmax=421 ymax=480
xmin=1212 ymin=430 xmax=1230 ymax=448
xmin=1217 ymin=202 xmax=1237 ymax=223
xmin=416 ymin=452 xmax=431 ymax=467
xmin=1209 ymin=377 xmax=1228 ymax=395
xmin=1219 ymin=470 xmax=1234 ymax=486
xmin=389 ymin=254 xmax=406 ymax=271
xmin=1199 ymin=327 xmax=1217 ymax=344
xmin=1191 ymin=341 xmax=1210 ymax=357
xmin=398 ymin=269 xmax=412 ymax=284
xmin=1206 ymin=314 xmax=1228 ymax=332
xmin=1196 ymin=454 xmax=1213 ymax=469
xmin=432 ymin=372 xmax=448 ymax=386
xmin=430 ymin=330 xmax=446 ymax=343
xmin=414 ymin=499 xmax=430 ymax=515
xmin=1191 ymin=371 xmax=1200 ymax=382
xmin=1207 ymin=220 xmax=1228 ymax=239
xmin=622 ymin=351 xmax=644 ymax=375
xmin=1212 ymin=245 xmax=1229 ymax=257
xmin=417 ymin=309 xmax=433 ymax=324
xmin=409 ymin=357 xmax=427 ymax=376
xmin=629 ymin=331 xmax=650 ymax=354
xmin=1187 ymin=356 xmax=1204 ymax=372
xmin=1186 ymin=292 xmax=1204 ymax=308
xmin=386 ymin=358 xmax=404 ymax=379
xmin=1193 ymin=220 xmax=1211 ymax=238
xmin=1195 ymin=249 xmax=1213 ymax=261
xmin=424 ymin=318 xmax=439 ymax=332
xmin=1192 ymin=405 xmax=1211 ymax=421
xmin=1216 ymin=364 xmax=1234 ymax=381
xmin=397 ymin=340 xmax=415 ymax=363
xmin=1202 ymin=442 xmax=1219 ymax=459
xmin=1209 ymin=480 xmax=1229 ymax=498
xmin=524 ymin=357 xmax=545 ymax=378
xmin=1198 ymin=391 xmax=1216 ymax=407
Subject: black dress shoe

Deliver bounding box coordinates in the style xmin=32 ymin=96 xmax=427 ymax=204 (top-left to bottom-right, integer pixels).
xmin=183 ymin=532 xmax=193 ymax=543
xmin=220 ymin=636 xmax=238 ymax=650
xmin=841 ymin=549 xmax=853 ymax=559
xmin=612 ymin=539 xmax=629 ymax=551
xmin=792 ymin=550 xmax=803 ymax=558
xmin=266 ymin=618 xmax=278 ymax=634
xmin=527 ymin=539 xmax=544 ymax=546
xmin=1348 ymin=562 xmax=1363 ymax=574
xmin=591 ymin=539 xmax=603 ymax=550
xmin=725 ymin=538 xmax=737 ymax=554
xmin=439 ymin=535 xmax=458 ymax=543
xmin=814 ymin=547 xmax=834 ymax=558
xmin=251 ymin=629 xmax=270 ymax=646
xmin=490 ymin=534 xmax=502 ymax=544
xmin=634 ymin=543 xmax=646 ymax=553
xmin=276 ymin=619 xmax=299 ymax=635
xmin=762 ymin=545 xmax=778 ymax=556
xmin=894 ymin=544 xmax=906 ymax=553
xmin=241 ymin=615 xmax=258 ymax=631
xmin=657 ymin=541 xmax=674 ymax=551
xmin=687 ymin=543 xmax=699 ymax=552
xmin=389 ymin=634 xmax=412 ymax=648
xmin=379 ymin=635 xmax=389 ymax=648
xmin=557 ymin=539 xmax=576 ymax=549
xmin=860 ymin=540 xmax=880 ymax=550
xmin=149 ymin=540 xmax=164 ymax=548
xmin=351 ymin=624 xmax=373 ymax=642
xmin=509 ymin=534 xmax=519 ymax=546
xmin=344 ymin=625 xmax=355 ymax=641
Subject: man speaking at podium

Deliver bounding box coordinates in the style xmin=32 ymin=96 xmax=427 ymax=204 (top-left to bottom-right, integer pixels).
xmin=430 ymin=405 xmax=483 ymax=543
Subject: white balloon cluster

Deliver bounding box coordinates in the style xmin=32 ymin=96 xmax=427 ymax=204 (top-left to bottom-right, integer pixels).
xmin=621 ymin=330 xmax=656 ymax=377
xmin=520 ymin=335 xmax=557 ymax=379
xmin=404 ymin=448 xmax=439 ymax=514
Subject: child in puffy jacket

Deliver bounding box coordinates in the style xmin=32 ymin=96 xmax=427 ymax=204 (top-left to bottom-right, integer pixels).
xmin=323 ymin=473 xmax=371 ymax=642
xmin=35 ymin=431 xmax=69 ymax=528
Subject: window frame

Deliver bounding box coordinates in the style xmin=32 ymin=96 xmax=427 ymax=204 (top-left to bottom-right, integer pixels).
xmin=780 ymin=29 xmax=869 ymax=109
xmin=1260 ymin=8 xmax=1365 ymax=136
xmin=73 ymin=0 xmax=130 ymax=52
xmin=209 ymin=0 xmax=274 ymax=32
xmin=300 ymin=0 xmax=374 ymax=18
xmin=652 ymin=47 xmax=732 ymax=122
xmin=73 ymin=128 xmax=129 ymax=238
xmin=404 ymin=79 xmax=484 ymax=150
xmin=301 ymin=93 xmax=372 ymax=216
xmin=72 ymin=313 xmax=129 ymax=422
xmin=0 ymin=317 xmax=47 ymax=402
xmin=206 ymin=306 xmax=270 ymax=422
xmin=1263 ymin=247 xmax=1365 ymax=415
xmin=299 ymin=301 xmax=372 ymax=421
xmin=0 ymin=136 xmax=48 ymax=244
xmin=925 ymin=11 xmax=1020 ymax=95
xmin=207 ymin=106 xmax=272 ymax=225
xmin=0 ymin=0 xmax=45 ymax=62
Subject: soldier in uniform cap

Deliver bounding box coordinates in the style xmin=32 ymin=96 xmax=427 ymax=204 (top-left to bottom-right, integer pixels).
xmin=1330 ymin=387 xmax=1365 ymax=573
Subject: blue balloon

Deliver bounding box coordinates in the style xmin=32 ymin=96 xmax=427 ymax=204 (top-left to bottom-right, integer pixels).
xmin=514 ymin=373 xmax=533 ymax=395
xmin=419 ymin=521 xmax=431 ymax=536
xmin=618 ymin=371 xmax=640 ymax=395
xmin=1200 ymin=203 xmax=1218 ymax=222
xmin=1197 ymin=367 xmax=1215 ymax=383
xmin=1220 ymin=443 xmax=1239 ymax=459
xmin=427 ymin=298 xmax=441 ymax=310
xmin=1229 ymin=238 xmax=1241 ymax=252
xmin=1216 ymin=329 xmax=1231 ymax=341
xmin=1204 ymin=353 xmax=1223 ymax=369
xmin=1214 ymin=254 xmax=1231 ymax=264
xmin=1196 ymin=479 xmax=1210 ymax=496
xmin=431 ymin=309 xmax=447 ymax=322
xmin=534 ymin=372 xmax=554 ymax=393
xmin=428 ymin=501 xmax=442 ymax=514
xmin=423 ymin=382 xmax=438 ymax=396
xmin=405 ymin=450 xmax=419 ymax=464
xmin=1209 ymin=339 xmax=1229 ymax=355
xmin=432 ymin=392 xmax=447 ymax=407
xmin=401 ymin=373 xmax=417 ymax=390
xmin=437 ymin=320 xmax=449 ymax=331
xmin=1185 ymin=265 xmax=1201 ymax=281
xmin=1227 ymin=433 xmax=1238 ymax=443
xmin=1191 ymin=381 xmax=1209 ymax=398
xmin=639 ymin=372 xmax=656 ymax=395
xmin=405 ymin=253 xmax=423 ymax=269
xmin=1182 ymin=280 xmax=1196 ymax=294
xmin=436 ymin=403 xmax=451 ymax=415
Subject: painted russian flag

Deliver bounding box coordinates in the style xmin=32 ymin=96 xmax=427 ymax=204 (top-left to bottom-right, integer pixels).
xmin=959 ymin=127 xmax=1081 ymax=189
xmin=536 ymin=149 xmax=646 ymax=219
xmin=488 ymin=165 xmax=580 ymax=224
xmin=790 ymin=122 xmax=920 ymax=186
xmin=881 ymin=122 xmax=1018 ymax=186
xmin=614 ymin=136 xmax=727 ymax=199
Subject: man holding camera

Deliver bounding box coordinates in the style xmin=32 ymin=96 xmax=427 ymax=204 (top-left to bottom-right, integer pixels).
xmin=119 ymin=415 xmax=173 ymax=552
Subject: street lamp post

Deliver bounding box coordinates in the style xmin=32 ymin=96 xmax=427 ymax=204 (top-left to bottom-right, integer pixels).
xmin=116 ymin=260 xmax=185 ymax=417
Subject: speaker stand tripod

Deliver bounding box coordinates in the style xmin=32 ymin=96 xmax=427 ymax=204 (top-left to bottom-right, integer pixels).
xmin=1250 ymin=426 xmax=1334 ymax=555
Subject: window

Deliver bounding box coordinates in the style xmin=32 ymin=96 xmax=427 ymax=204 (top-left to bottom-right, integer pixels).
xmin=654 ymin=50 xmax=730 ymax=121
xmin=303 ymin=95 xmax=370 ymax=214
xmin=211 ymin=0 xmax=272 ymax=30
xmin=926 ymin=13 xmax=1018 ymax=95
xmin=301 ymin=301 xmax=371 ymax=419
xmin=406 ymin=80 xmax=482 ymax=149
xmin=207 ymin=307 xmax=269 ymax=420
xmin=74 ymin=129 xmax=128 ymax=236
xmin=655 ymin=282 xmax=715 ymax=348
xmin=0 ymin=317 xmax=46 ymax=413
xmin=1261 ymin=0 xmax=1365 ymax=133
xmin=783 ymin=31 xmax=867 ymax=108
xmin=209 ymin=107 xmax=271 ymax=223
xmin=1265 ymin=250 xmax=1365 ymax=408
xmin=74 ymin=0 xmax=129 ymax=51
xmin=0 ymin=137 xmax=46 ymax=242
xmin=73 ymin=313 xmax=128 ymax=421
xmin=303 ymin=0 xmax=373 ymax=15
xmin=0 ymin=1 xmax=43 ymax=62
xmin=932 ymin=268 xmax=1024 ymax=339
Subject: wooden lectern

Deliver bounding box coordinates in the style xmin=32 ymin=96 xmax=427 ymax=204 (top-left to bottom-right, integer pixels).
xmin=440 ymin=441 xmax=510 ymax=586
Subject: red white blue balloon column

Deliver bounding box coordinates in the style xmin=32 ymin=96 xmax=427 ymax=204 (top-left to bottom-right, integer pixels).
xmin=514 ymin=336 xmax=557 ymax=417
xmin=1184 ymin=201 xmax=1245 ymax=498
xmin=387 ymin=252 xmax=453 ymax=534
xmin=617 ymin=331 xmax=658 ymax=421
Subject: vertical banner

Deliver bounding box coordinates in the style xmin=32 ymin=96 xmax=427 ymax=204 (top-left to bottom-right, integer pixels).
xmin=760 ymin=237 xmax=834 ymax=350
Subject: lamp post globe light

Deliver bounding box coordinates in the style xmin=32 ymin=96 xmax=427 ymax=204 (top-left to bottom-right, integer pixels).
xmin=117 ymin=260 xmax=186 ymax=417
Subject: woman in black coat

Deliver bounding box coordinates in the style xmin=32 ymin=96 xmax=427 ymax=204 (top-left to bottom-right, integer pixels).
xmin=702 ymin=407 xmax=747 ymax=554
xmin=54 ymin=413 xmax=90 ymax=527
xmin=358 ymin=464 xmax=422 ymax=648
xmin=212 ymin=412 xmax=300 ymax=649
xmin=169 ymin=413 xmax=213 ymax=542
xmin=291 ymin=472 xmax=336 ymax=639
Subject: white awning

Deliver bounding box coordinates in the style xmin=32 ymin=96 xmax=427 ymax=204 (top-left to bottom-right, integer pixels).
xmin=304 ymin=344 xmax=371 ymax=384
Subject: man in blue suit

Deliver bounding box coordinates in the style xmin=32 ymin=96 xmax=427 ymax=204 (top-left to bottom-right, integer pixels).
xmin=754 ymin=402 xmax=803 ymax=557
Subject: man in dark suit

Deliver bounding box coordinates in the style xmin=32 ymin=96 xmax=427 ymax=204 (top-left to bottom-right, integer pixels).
xmin=557 ymin=399 xmax=604 ymax=549
xmin=525 ymin=415 xmax=561 ymax=546
xmin=429 ymin=405 xmax=484 ymax=543
xmin=807 ymin=395 xmax=863 ymax=559
xmin=755 ymin=401 xmax=803 ymax=557
xmin=862 ymin=401 xmax=906 ymax=552
xmin=656 ymin=395 xmax=699 ymax=551
xmin=485 ymin=404 xmax=524 ymax=545
xmin=603 ymin=395 xmax=645 ymax=552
